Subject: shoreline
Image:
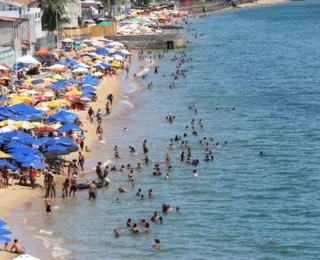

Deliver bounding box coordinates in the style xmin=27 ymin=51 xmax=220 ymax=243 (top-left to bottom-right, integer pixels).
xmin=187 ymin=0 xmax=289 ymax=17
xmin=0 ymin=56 xmax=141 ymax=260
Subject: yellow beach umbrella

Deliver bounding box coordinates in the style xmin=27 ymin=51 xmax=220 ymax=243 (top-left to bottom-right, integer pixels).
xmin=0 ymin=125 xmax=18 ymax=133
xmin=47 ymin=101 xmax=63 ymax=109
xmin=0 ymin=119 xmax=16 ymax=127
xmin=66 ymin=89 xmax=82 ymax=95
xmin=50 ymin=122 xmax=63 ymax=129
xmin=111 ymin=61 xmax=122 ymax=68
xmin=0 ymin=151 xmax=12 ymax=159
xmin=53 ymin=75 xmax=63 ymax=80
xmin=15 ymin=121 xmax=35 ymax=130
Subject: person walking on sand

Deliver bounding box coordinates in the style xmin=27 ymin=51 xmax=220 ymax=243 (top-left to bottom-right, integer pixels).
xmin=107 ymin=93 xmax=114 ymax=106
xmin=88 ymin=107 xmax=94 ymax=123
xmin=96 ymin=124 xmax=103 ymax=141
xmin=45 ymin=196 xmax=52 ymax=215
xmin=89 ymin=181 xmax=97 ymax=200
xmin=96 ymin=109 xmax=102 ymax=124
xmin=105 ymin=101 xmax=110 ymax=116
xmin=78 ymin=152 xmax=85 ymax=171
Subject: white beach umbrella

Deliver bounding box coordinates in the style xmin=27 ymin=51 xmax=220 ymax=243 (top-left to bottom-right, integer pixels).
xmin=16 ymin=55 xmax=40 ymax=65
xmin=49 ymin=64 xmax=66 ymax=70
xmin=62 ymin=38 xmax=74 ymax=43
xmin=72 ymin=68 xmax=88 ymax=73
xmin=108 ymin=41 xmax=124 ymax=47
xmin=13 ymin=255 xmax=40 ymax=260
xmin=113 ymin=55 xmax=124 ymax=61
xmin=0 ymin=65 xmax=10 ymax=71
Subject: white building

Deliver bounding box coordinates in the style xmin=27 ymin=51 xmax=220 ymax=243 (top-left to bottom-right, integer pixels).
xmin=0 ymin=0 xmax=47 ymax=55
xmin=63 ymin=0 xmax=82 ymax=28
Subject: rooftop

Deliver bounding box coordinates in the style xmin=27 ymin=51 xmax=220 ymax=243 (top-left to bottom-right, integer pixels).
xmin=0 ymin=15 xmax=26 ymax=23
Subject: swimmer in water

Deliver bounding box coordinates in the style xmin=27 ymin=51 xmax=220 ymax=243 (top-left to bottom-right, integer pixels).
xmin=115 ymin=197 xmax=120 ymax=203
xmin=193 ymin=170 xmax=198 ymax=178
xmin=114 ymin=229 xmax=120 ymax=237
xmin=124 ymin=127 xmax=128 ymax=131
xmin=268 ymin=237 xmax=276 ymax=244
xmin=153 ymin=239 xmax=162 ymax=248
xmin=165 ymin=173 xmax=170 ymax=180
xmin=260 ymin=151 xmax=265 ymax=156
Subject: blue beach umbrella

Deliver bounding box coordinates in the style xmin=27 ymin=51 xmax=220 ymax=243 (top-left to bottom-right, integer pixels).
xmin=0 ymin=160 xmax=19 ymax=170
xmin=0 ymin=228 xmax=11 ymax=235
xmin=7 ymin=147 xmax=39 ymax=155
xmin=0 ymin=97 xmax=10 ymax=102
xmin=42 ymin=145 xmax=69 ymax=156
xmin=0 ymin=235 xmax=11 ymax=244
xmin=68 ymin=78 xmax=79 ymax=84
xmin=113 ymin=51 xmax=125 ymax=57
xmin=0 ymin=219 xmax=7 ymax=226
xmin=58 ymin=123 xmax=81 ymax=133
xmin=1 ymin=131 xmax=31 ymax=140
xmin=22 ymin=161 xmax=46 ymax=169
xmin=38 ymin=137 xmax=55 ymax=146
xmin=81 ymin=86 xmax=96 ymax=93
xmin=9 ymin=103 xmax=42 ymax=114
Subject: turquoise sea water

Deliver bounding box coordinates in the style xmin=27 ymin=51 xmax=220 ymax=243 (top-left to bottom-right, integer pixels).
xmin=17 ymin=1 xmax=320 ymax=259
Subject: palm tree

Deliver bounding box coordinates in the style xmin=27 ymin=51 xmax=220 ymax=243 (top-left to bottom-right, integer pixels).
xmin=36 ymin=0 xmax=71 ymax=32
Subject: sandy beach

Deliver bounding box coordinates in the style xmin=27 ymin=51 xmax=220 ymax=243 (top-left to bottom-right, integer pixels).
xmin=239 ymin=0 xmax=288 ymax=9
xmin=0 ymin=186 xmax=40 ymax=260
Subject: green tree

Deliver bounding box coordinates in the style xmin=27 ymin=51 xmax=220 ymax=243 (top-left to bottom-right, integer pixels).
xmin=136 ymin=0 xmax=150 ymax=7
xmin=37 ymin=0 xmax=70 ymax=32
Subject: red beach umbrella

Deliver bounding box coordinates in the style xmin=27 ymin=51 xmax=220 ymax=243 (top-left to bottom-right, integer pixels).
xmin=35 ymin=96 xmax=48 ymax=101
xmin=34 ymin=126 xmax=58 ymax=132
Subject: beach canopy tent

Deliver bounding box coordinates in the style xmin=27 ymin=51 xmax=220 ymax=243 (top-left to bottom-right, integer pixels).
xmin=0 ymin=160 xmax=18 ymax=170
xmin=35 ymin=48 xmax=51 ymax=56
xmin=0 ymin=235 xmax=10 ymax=244
xmin=58 ymin=123 xmax=81 ymax=132
xmin=16 ymin=55 xmax=40 ymax=65
xmin=13 ymin=255 xmax=40 ymax=260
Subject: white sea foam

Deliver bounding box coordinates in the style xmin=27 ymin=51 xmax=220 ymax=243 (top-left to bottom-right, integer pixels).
xmin=120 ymin=100 xmax=134 ymax=108
xmin=40 ymin=229 xmax=54 ymax=236
xmin=103 ymin=160 xmax=113 ymax=166
xmin=34 ymin=235 xmax=71 ymax=259
xmin=53 ymin=206 xmax=60 ymax=210
xmin=52 ymin=245 xmax=71 ymax=259
xmin=22 ymin=218 xmax=27 ymax=224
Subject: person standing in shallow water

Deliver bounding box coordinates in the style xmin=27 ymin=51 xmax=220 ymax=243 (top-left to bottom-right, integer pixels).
xmin=89 ymin=181 xmax=97 ymax=199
